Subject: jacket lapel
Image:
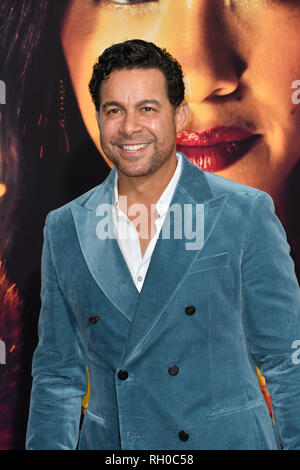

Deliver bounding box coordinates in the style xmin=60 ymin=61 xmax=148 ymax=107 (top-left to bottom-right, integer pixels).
xmin=71 ymin=168 xmax=139 ymax=322
xmin=120 ymin=154 xmax=228 ymax=363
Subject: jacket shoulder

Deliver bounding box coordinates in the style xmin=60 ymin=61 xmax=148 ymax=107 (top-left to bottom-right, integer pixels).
xmin=202 ymin=170 xmax=274 ymax=207
xmin=203 ymin=170 xmax=266 ymax=197
xmin=45 ymin=183 xmax=103 ymax=226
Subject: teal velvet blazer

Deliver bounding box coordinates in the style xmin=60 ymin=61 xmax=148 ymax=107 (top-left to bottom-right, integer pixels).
xmin=26 ymin=154 xmax=300 ymax=450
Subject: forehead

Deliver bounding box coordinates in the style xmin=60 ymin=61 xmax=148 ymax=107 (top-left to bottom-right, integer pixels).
xmin=100 ymin=68 xmax=168 ymax=104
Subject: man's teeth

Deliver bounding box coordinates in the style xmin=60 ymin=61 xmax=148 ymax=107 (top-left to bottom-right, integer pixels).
xmin=120 ymin=144 xmax=148 ymax=151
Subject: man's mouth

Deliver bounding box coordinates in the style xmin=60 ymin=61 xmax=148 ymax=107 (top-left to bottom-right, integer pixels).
xmin=118 ymin=143 xmax=149 ymax=153
xmin=176 ymin=126 xmax=261 ymax=172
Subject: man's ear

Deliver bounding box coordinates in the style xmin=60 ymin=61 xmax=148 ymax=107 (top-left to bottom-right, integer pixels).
xmin=175 ymin=100 xmax=189 ymax=134
xmin=96 ymin=110 xmax=100 ymax=129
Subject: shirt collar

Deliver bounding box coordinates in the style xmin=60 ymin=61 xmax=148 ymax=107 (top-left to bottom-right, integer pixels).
xmin=113 ymin=153 xmax=182 ymax=218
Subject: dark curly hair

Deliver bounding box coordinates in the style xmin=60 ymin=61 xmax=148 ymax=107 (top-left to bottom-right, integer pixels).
xmin=89 ymin=39 xmax=185 ymax=111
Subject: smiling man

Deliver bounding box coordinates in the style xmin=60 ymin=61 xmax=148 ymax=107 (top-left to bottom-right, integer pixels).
xmin=93 ymin=60 xmax=188 ymax=256
xmin=26 ymin=40 xmax=300 ymax=450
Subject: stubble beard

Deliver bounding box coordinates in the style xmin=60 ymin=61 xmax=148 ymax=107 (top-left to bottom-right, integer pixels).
xmin=102 ymin=138 xmax=177 ymax=178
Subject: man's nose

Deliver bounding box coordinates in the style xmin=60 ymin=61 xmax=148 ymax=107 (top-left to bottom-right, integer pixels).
xmin=162 ymin=0 xmax=244 ymax=104
xmin=119 ymin=110 xmax=143 ymax=137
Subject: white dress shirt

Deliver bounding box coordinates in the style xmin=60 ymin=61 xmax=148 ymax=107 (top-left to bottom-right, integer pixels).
xmin=112 ymin=154 xmax=182 ymax=292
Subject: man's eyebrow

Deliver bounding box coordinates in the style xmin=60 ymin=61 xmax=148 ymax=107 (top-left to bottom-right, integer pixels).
xmin=101 ymin=101 xmax=122 ymax=110
xmin=137 ymin=99 xmax=162 ymax=107
xmin=101 ymin=99 xmax=162 ymax=110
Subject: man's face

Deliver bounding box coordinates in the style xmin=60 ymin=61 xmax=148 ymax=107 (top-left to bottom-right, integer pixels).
xmin=96 ymin=68 xmax=188 ymax=178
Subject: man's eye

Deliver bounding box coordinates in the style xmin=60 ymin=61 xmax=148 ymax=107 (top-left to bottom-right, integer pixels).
xmin=107 ymin=108 xmax=120 ymax=114
xmin=142 ymin=107 xmax=155 ymax=112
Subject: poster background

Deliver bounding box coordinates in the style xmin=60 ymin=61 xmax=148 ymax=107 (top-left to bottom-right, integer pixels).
xmin=0 ymin=0 xmax=299 ymax=450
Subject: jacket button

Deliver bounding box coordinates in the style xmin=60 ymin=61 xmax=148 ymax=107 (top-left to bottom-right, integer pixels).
xmin=185 ymin=305 xmax=196 ymax=315
xmin=178 ymin=430 xmax=189 ymax=442
xmin=118 ymin=369 xmax=129 ymax=380
xmin=168 ymin=365 xmax=179 ymax=376
xmin=89 ymin=314 xmax=100 ymax=324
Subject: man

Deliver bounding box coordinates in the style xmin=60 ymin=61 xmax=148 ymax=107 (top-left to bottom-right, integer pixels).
xmin=26 ymin=40 xmax=300 ymax=450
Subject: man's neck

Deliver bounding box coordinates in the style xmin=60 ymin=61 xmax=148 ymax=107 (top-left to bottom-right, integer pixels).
xmin=117 ymin=155 xmax=178 ymax=208
xmin=115 ymin=153 xmax=180 ymax=258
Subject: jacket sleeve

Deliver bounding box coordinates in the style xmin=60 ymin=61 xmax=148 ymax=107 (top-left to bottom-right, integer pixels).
xmin=241 ymin=192 xmax=300 ymax=450
xmin=26 ymin=212 xmax=88 ymax=449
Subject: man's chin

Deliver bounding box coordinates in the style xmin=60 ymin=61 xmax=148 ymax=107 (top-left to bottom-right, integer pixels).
xmin=107 ymin=154 xmax=156 ymax=178
xmin=116 ymin=164 xmax=153 ymax=178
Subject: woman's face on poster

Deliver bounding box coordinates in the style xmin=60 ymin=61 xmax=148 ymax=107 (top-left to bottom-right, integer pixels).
xmin=61 ymin=0 xmax=300 ymax=203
